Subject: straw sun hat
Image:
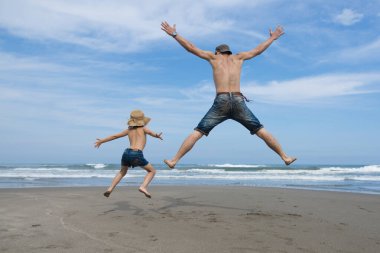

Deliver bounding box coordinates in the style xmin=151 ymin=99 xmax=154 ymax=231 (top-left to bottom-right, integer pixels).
xmin=127 ymin=110 xmax=151 ymax=127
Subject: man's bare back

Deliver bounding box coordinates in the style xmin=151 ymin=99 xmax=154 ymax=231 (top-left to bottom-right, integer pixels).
xmin=210 ymin=54 xmax=243 ymax=93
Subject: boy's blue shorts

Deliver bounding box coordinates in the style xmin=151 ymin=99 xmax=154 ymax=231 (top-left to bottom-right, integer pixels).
xmin=121 ymin=148 xmax=149 ymax=167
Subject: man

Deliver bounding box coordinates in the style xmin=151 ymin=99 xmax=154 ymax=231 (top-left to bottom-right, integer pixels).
xmin=161 ymin=21 xmax=296 ymax=168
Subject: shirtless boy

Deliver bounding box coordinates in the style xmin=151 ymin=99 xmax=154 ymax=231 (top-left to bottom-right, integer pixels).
xmin=161 ymin=21 xmax=296 ymax=168
xmin=94 ymin=110 xmax=162 ymax=198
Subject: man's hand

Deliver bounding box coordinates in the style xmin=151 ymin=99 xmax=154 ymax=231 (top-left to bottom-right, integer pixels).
xmin=161 ymin=21 xmax=176 ymax=37
xmin=269 ymin=26 xmax=285 ymax=40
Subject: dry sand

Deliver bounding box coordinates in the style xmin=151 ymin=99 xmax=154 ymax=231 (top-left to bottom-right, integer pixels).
xmin=0 ymin=186 xmax=379 ymax=253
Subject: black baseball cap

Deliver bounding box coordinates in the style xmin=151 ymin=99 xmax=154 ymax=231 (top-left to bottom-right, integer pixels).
xmin=215 ymin=44 xmax=232 ymax=54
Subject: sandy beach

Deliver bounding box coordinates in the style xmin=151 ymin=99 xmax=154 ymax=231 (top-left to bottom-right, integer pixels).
xmin=0 ymin=186 xmax=379 ymax=253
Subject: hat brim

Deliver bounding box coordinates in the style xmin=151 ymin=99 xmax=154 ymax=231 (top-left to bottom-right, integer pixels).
xmin=128 ymin=117 xmax=151 ymax=127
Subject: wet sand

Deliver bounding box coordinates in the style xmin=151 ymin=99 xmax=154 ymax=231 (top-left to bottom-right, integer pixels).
xmin=0 ymin=186 xmax=379 ymax=253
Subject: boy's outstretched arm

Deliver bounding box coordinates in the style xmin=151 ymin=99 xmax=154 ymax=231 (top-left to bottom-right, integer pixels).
xmin=161 ymin=21 xmax=215 ymax=61
xmin=144 ymin=127 xmax=163 ymax=140
xmin=94 ymin=129 xmax=129 ymax=148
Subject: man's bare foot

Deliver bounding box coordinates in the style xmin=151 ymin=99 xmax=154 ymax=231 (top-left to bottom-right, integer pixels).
xmin=164 ymin=159 xmax=175 ymax=169
xmin=138 ymin=188 xmax=151 ymax=198
xmin=284 ymin=157 xmax=297 ymax=166
xmin=103 ymin=191 xmax=111 ymax=198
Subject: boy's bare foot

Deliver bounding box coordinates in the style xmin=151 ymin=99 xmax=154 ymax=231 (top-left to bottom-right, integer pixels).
xmin=164 ymin=159 xmax=175 ymax=169
xmin=138 ymin=188 xmax=151 ymax=198
xmin=103 ymin=191 xmax=111 ymax=198
xmin=284 ymin=157 xmax=297 ymax=166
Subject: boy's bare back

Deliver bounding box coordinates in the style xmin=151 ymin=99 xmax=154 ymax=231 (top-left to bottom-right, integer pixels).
xmin=128 ymin=127 xmax=147 ymax=150
xmin=128 ymin=126 xmax=162 ymax=151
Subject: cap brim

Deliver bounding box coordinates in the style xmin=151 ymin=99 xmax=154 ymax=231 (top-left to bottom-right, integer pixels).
xmin=216 ymin=50 xmax=232 ymax=55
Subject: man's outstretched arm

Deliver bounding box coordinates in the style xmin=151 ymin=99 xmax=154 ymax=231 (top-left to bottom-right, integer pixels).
xmin=237 ymin=26 xmax=285 ymax=61
xmin=161 ymin=21 xmax=215 ymax=61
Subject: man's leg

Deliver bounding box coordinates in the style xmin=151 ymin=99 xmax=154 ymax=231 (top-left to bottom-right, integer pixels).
xmin=138 ymin=163 xmax=156 ymax=198
xmin=104 ymin=166 xmax=128 ymax=197
xmin=164 ymin=130 xmax=204 ymax=169
xmin=164 ymin=94 xmax=228 ymax=169
xmin=256 ymin=128 xmax=296 ymax=165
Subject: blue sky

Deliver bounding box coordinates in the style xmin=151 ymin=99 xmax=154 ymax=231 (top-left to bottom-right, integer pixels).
xmin=0 ymin=0 xmax=379 ymax=165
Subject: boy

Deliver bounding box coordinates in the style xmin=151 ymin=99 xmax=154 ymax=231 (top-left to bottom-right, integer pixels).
xmin=94 ymin=110 xmax=163 ymax=198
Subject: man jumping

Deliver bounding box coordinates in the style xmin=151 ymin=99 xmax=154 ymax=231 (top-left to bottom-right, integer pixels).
xmin=161 ymin=21 xmax=296 ymax=168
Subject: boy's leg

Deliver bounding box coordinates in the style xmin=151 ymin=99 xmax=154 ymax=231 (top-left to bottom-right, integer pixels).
xmin=104 ymin=166 xmax=128 ymax=197
xmin=164 ymin=130 xmax=204 ymax=169
xmin=256 ymin=128 xmax=297 ymax=165
xmin=138 ymin=163 xmax=156 ymax=198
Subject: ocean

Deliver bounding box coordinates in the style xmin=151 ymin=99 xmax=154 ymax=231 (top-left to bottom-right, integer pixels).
xmin=0 ymin=163 xmax=379 ymax=194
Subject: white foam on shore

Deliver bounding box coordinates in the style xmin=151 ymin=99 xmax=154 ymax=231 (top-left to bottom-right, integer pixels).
xmin=209 ymin=164 xmax=266 ymax=168
xmin=1 ymin=164 xmax=379 ymax=182
xmin=86 ymin=163 xmax=107 ymax=169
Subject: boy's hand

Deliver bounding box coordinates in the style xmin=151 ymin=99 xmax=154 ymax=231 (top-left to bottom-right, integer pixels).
xmin=155 ymin=132 xmax=163 ymax=140
xmin=94 ymin=138 xmax=103 ymax=148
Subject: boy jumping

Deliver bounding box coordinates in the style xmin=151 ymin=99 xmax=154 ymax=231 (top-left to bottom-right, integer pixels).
xmin=94 ymin=110 xmax=163 ymax=198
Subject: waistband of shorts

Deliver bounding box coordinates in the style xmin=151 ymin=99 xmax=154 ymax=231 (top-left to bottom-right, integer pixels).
xmin=216 ymin=92 xmax=251 ymax=102
xmin=126 ymin=148 xmax=142 ymax=152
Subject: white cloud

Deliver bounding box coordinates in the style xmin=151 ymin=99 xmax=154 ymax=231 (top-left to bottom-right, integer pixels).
xmin=0 ymin=0 xmax=270 ymax=52
xmin=0 ymin=51 xmax=203 ymax=129
xmin=320 ymin=37 xmax=380 ymax=64
xmin=130 ymin=73 xmax=380 ymax=106
xmin=333 ymin=8 xmax=363 ymax=26
xmin=0 ymin=52 xmax=72 ymax=72
xmin=140 ymin=72 xmax=380 ymax=106
xmin=243 ymin=73 xmax=380 ymax=104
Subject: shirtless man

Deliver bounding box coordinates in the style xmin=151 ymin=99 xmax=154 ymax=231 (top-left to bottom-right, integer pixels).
xmin=161 ymin=21 xmax=296 ymax=168
xmin=94 ymin=110 xmax=163 ymax=198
